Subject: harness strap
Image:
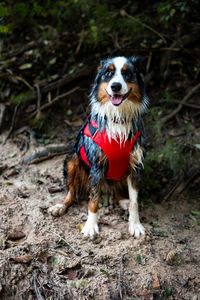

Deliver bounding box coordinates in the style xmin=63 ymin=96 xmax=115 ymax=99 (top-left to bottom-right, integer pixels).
xmin=80 ymin=119 xmax=140 ymax=181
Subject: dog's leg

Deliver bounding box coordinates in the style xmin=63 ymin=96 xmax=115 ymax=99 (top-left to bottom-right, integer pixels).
xmin=127 ymin=176 xmax=145 ymax=238
xmin=48 ymin=155 xmax=81 ymax=217
xmin=81 ymin=186 xmax=100 ymax=237
xmin=48 ymin=190 xmax=74 ymax=217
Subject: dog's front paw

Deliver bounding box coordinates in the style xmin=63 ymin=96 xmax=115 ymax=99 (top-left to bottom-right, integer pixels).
xmin=129 ymin=222 xmax=145 ymax=238
xmin=48 ymin=203 xmax=67 ymax=216
xmin=81 ymin=221 xmax=99 ymax=238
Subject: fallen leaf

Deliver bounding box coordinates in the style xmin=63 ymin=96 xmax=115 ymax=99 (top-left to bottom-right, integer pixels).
xmin=77 ymin=223 xmax=83 ymax=232
xmin=8 ymin=152 xmax=16 ymax=158
xmin=38 ymin=250 xmax=51 ymax=263
xmin=152 ymin=273 xmax=160 ymax=290
xmin=19 ymin=63 xmax=32 ymax=70
xmin=10 ymin=255 xmax=32 ymax=263
xmin=7 ymin=229 xmax=26 ymax=240
xmin=54 ymin=257 xmax=60 ymax=265
xmin=6 ymin=168 xmax=19 ymax=177
xmin=67 ymin=270 xmax=78 ymax=280
xmin=74 ymin=279 xmax=88 ymax=290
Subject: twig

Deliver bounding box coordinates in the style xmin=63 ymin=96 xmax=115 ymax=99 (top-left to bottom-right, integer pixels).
xmin=117 ymin=253 xmax=127 ymax=299
xmin=3 ymin=104 xmax=19 ymax=144
xmin=159 ymin=47 xmax=181 ymax=51
xmin=174 ymin=100 xmax=200 ymax=109
xmin=161 ymin=82 xmax=200 ymax=124
xmin=33 ymin=272 xmax=44 ymax=300
xmin=14 ymin=125 xmax=37 ymax=143
xmin=34 ymin=83 xmax=42 ymax=119
xmin=28 ymin=86 xmax=79 ymax=120
xmin=22 ymin=145 xmax=71 ymax=164
xmin=121 ymin=10 xmax=166 ymax=44
xmin=51 ymin=232 xmax=77 ymax=253
xmin=175 ymin=167 xmax=200 ymax=194
xmin=0 ymin=103 xmax=6 ymax=130
xmin=163 ymin=173 xmax=184 ymax=202
xmin=146 ymin=51 xmax=152 ymax=73
xmin=163 ymin=167 xmax=200 ymax=202
xmin=15 ymin=76 xmax=33 ymax=91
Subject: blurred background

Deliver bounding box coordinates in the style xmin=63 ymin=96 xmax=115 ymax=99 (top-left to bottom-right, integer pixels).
xmin=0 ymin=0 xmax=200 ymax=202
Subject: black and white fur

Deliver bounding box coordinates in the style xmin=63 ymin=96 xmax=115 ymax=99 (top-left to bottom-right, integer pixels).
xmin=49 ymin=56 xmax=149 ymax=239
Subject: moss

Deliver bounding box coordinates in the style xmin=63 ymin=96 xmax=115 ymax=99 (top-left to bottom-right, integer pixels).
xmin=11 ymin=91 xmax=32 ymax=104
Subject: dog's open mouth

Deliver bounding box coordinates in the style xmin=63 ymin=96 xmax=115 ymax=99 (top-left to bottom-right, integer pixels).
xmin=108 ymin=88 xmax=132 ymax=106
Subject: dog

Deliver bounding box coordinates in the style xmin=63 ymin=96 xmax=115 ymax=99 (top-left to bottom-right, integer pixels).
xmin=49 ymin=56 xmax=149 ymax=238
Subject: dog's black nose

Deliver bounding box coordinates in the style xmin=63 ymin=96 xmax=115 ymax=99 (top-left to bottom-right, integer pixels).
xmin=111 ymin=82 xmax=122 ymax=92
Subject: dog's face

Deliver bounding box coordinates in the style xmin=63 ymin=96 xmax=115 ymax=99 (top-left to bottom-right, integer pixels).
xmin=90 ymin=56 xmax=148 ymax=114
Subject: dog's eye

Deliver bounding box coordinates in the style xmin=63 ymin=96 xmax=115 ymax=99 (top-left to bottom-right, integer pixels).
xmin=122 ymin=69 xmax=133 ymax=81
xmin=105 ymin=70 xmax=114 ymax=78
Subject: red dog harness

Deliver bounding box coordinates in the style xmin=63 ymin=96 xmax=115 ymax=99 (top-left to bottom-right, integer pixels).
xmin=79 ymin=119 xmax=141 ymax=181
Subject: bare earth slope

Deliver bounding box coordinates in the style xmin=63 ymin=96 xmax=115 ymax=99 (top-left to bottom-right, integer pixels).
xmin=0 ymin=137 xmax=199 ymax=300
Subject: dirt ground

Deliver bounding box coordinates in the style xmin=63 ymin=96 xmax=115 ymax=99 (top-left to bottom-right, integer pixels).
xmin=0 ymin=129 xmax=200 ymax=300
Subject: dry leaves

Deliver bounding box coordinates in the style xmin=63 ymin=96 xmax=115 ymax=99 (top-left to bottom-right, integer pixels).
xmin=10 ymin=255 xmax=32 ymax=264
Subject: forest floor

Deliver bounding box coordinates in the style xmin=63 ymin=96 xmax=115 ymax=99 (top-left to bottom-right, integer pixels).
xmin=0 ymin=120 xmax=200 ymax=300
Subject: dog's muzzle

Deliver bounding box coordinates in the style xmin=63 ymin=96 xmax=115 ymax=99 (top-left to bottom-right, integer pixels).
xmin=107 ymin=88 xmax=132 ymax=106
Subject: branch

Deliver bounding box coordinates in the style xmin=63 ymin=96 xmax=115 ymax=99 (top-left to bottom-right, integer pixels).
xmin=3 ymin=104 xmax=19 ymax=144
xmin=161 ymin=82 xmax=200 ymax=124
xmin=23 ymin=145 xmax=71 ymax=165
xmin=120 ymin=10 xmax=166 ymax=44
xmin=28 ymin=86 xmax=79 ymax=119
xmin=42 ymin=66 xmax=93 ymax=94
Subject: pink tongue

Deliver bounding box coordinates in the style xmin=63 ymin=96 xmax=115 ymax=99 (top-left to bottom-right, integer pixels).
xmin=110 ymin=95 xmax=123 ymax=105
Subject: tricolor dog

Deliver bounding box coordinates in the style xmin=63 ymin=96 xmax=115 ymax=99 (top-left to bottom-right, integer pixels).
xmin=49 ymin=56 xmax=149 ymax=238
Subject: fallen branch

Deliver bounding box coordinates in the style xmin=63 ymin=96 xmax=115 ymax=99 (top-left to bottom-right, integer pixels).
xmin=161 ymin=82 xmax=200 ymax=124
xmin=42 ymin=66 xmax=93 ymax=94
xmin=28 ymin=86 xmax=79 ymax=119
xmin=0 ymin=41 xmax=38 ymax=60
xmin=174 ymin=100 xmax=200 ymax=110
xmin=23 ymin=145 xmax=71 ymax=164
xmin=121 ymin=10 xmax=166 ymax=44
xmin=3 ymin=103 xmax=19 ymax=144
xmin=163 ymin=167 xmax=200 ymax=202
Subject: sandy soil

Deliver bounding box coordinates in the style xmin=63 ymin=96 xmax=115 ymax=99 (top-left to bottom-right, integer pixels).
xmin=0 ymin=134 xmax=200 ymax=300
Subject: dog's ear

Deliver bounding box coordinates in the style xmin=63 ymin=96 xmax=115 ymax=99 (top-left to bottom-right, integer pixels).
xmin=93 ymin=58 xmax=107 ymax=84
xmin=129 ymin=56 xmax=146 ymax=77
xmin=97 ymin=58 xmax=107 ymax=72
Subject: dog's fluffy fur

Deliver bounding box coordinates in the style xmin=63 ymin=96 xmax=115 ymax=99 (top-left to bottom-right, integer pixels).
xmin=49 ymin=56 xmax=149 ymax=238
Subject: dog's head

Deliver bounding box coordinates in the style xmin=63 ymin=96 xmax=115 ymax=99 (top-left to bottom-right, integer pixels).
xmin=90 ymin=56 xmax=148 ymax=117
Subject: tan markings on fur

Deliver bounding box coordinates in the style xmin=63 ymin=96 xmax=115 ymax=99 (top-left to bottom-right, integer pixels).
xmin=108 ymin=64 xmax=115 ymax=71
xmin=98 ymin=82 xmax=109 ymax=104
xmin=99 ymin=150 xmax=108 ymax=167
xmin=127 ymin=83 xmax=141 ymax=104
xmin=122 ymin=64 xmax=129 ymax=71
xmin=89 ymin=199 xmax=99 ymax=213
xmin=97 ymin=65 xmax=102 ymax=71
xmin=130 ymin=145 xmax=143 ymax=170
xmin=63 ymin=190 xmax=74 ymax=208
xmin=66 ymin=154 xmax=89 ymax=199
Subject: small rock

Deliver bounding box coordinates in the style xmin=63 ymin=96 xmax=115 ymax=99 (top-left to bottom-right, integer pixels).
xmin=178 ymin=276 xmax=188 ymax=287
